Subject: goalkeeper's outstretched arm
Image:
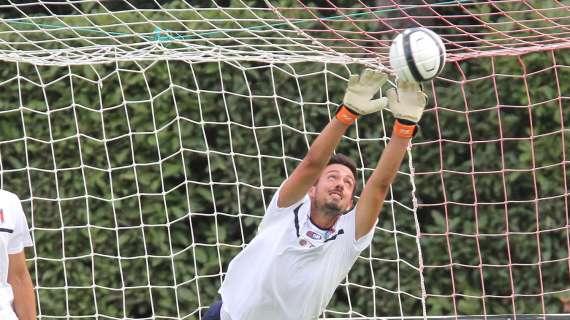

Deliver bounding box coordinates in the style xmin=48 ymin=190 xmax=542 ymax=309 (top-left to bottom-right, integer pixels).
xmin=355 ymin=81 xmax=427 ymax=240
xmin=277 ymin=69 xmax=388 ymax=208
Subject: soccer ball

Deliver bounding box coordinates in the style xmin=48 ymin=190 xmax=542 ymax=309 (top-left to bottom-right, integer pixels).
xmin=389 ymin=28 xmax=446 ymax=82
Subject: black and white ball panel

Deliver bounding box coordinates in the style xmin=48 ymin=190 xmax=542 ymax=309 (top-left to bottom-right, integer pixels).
xmin=389 ymin=28 xmax=446 ymax=82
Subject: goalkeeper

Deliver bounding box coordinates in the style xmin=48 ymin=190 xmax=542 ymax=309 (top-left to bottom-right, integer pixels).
xmin=205 ymin=69 xmax=427 ymax=320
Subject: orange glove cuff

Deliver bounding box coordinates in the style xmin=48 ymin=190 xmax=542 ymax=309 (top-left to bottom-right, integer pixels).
xmin=335 ymin=105 xmax=359 ymax=125
xmin=393 ymin=119 xmax=417 ymax=139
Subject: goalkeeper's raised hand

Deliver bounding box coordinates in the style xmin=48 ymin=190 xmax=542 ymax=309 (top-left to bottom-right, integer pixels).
xmin=336 ymin=68 xmax=388 ymax=125
xmin=386 ymin=81 xmax=427 ymax=138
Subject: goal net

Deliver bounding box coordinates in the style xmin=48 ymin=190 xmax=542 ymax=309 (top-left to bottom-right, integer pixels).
xmin=0 ymin=1 xmax=569 ymax=319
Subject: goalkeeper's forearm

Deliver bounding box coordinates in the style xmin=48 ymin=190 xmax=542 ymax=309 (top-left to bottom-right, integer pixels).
xmin=303 ymin=117 xmax=350 ymax=171
xmin=355 ymin=129 xmax=410 ymax=239
xmin=368 ymin=132 xmax=410 ymax=192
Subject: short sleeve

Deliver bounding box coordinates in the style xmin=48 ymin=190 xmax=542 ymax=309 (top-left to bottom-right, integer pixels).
xmin=340 ymin=208 xmax=375 ymax=253
xmin=258 ymin=183 xmax=309 ymax=232
xmin=353 ymin=222 xmax=374 ymax=252
xmin=7 ymin=196 xmax=33 ymax=254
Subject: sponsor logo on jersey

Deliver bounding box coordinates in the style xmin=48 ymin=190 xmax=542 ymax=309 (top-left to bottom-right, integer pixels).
xmin=0 ymin=209 xmax=3 ymax=224
xmin=306 ymin=230 xmax=322 ymax=240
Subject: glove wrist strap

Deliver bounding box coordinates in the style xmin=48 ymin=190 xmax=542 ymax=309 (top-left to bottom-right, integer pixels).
xmin=394 ymin=119 xmax=417 ymax=139
xmin=335 ymin=105 xmax=359 ymax=125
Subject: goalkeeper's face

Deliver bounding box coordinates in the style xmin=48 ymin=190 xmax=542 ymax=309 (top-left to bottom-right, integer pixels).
xmin=310 ymin=164 xmax=356 ymax=216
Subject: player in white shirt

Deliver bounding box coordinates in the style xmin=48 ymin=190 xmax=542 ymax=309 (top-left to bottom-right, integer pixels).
xmin=0 ymin=190 xmax=36 ymax=320
xmin=203 ymin=69 xmax=427 ymax=320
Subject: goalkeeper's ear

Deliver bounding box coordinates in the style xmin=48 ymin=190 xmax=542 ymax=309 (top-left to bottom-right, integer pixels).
xmin=308 ymin=185 xmax=316 ymax=199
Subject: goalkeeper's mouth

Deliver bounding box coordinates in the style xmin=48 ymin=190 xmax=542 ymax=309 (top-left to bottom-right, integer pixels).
xmin=329 ymin=191 xmax=343 ymax=200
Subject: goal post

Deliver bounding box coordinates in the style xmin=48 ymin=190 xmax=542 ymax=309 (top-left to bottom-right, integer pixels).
xmin=0 ymin=1 xmax=569 ymax=319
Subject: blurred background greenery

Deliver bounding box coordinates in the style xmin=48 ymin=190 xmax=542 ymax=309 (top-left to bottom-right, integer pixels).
xmin=0 ymin=0 xmax=569 ymax=319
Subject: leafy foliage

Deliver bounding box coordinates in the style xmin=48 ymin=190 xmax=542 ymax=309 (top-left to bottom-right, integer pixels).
xmin=0 ymin=0 xmax=568 ymax=319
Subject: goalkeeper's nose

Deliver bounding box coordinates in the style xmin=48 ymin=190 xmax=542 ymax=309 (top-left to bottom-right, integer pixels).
xmin=332 ymin=184 xmax=345 ymax=195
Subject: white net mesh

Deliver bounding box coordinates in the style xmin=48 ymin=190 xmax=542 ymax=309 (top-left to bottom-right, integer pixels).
xmin=1 ymin=1 xmax=570 ymax=319
xmin=2 ymin=0 xmax=570 ymax=66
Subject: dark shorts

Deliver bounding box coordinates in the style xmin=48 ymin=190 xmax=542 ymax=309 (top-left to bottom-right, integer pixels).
xmin=203 ymin=299 xmax=223 ymax=320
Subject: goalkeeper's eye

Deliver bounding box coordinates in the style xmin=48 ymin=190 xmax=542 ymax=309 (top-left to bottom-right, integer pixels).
xmin=344 ymin=178 xmax=354 ymax=189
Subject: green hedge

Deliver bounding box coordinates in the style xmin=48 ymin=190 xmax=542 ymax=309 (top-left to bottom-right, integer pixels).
xmin=1 ymin=1 xmax=569 ymax=318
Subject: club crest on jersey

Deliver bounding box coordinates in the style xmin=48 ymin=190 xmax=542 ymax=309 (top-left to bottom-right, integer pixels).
xmin=298 ymin=239 xmax=314 ymax=248
xmin=306 ymin=230 xmax=322 ymax=240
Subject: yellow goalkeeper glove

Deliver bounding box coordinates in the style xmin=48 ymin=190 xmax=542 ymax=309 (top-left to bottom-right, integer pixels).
xmin=336 ymin=68 xmax=388 ymax=125
xmin=386 ymin=81 xmax=428 ymax=138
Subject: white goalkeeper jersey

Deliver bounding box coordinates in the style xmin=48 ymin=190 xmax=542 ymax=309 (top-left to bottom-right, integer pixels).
xmin=0 ymin=190 xmax=34 ymax=316
xmin=219 ymin=186 xmax=374 ymax=320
